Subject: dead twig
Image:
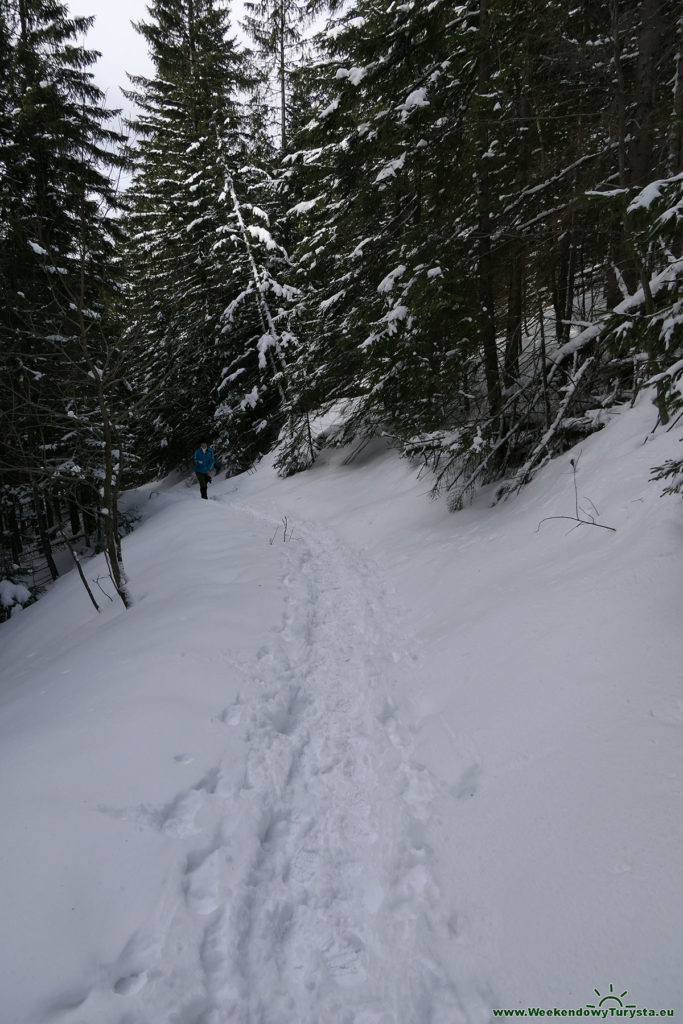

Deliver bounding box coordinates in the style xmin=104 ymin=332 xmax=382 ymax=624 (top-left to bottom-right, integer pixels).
xmin=537 ymin=454 xmax=616 ymax=534
xmin=93 ymin=575 xmax=115 ymax=602
xmin=269 ymin=515 xmax=293 ymax=544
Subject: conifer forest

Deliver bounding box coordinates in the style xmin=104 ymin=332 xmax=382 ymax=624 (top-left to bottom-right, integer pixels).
xmin=1 ymin=0 xmax=682 ymax=614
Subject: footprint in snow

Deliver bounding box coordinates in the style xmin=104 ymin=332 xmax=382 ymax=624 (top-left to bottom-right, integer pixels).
xmin=219 ymin=705 xmax=242 ymax=726
xmin=110 ymin=930 xmax=161 ymax=998
xmin=161 ymin=788 xmax=205 ymax=837
xmin=455 ymin=761 xmax=482 ymax=800
xmin=184 ymin=848 xmax=223 ymax=916
xmin=114 ymin=971 xmax=148 ymax=996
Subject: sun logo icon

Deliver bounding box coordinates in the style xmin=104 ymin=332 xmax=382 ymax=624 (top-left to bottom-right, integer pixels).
xmin=586 ymin=984 xmax=636 ymax=1010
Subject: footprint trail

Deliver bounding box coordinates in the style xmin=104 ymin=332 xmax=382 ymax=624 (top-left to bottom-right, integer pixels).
xmin=63 ymin=500 xmax=489 ymax=1024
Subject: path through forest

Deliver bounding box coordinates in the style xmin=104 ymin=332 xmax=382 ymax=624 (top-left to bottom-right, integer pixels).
xmin=64 ymin=491 xmax=481 ymax=1024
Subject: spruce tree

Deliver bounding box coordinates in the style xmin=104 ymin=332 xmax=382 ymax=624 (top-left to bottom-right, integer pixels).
xmin=123 ymin=0 xmax=289 ymax=476
xmin=242 ymin=0 xmax=330 ymax=150
xmin=0 ymin=0 xmax=128 ymax=605
xmin=278 ymin=0 xmax=682 ymax=507
xmin=278 ymin=0 xmax=484 ymax=472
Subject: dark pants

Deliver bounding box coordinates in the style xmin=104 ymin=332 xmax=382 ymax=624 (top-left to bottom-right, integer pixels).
xmin=196 ymin=472 xmax=209 ymax=499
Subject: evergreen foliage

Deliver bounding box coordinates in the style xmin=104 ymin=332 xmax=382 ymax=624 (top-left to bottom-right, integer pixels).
xmin=0 ymin=0 xmax=128 ymax=609
xmin=2 ymin=0 xmax=682 ymax=618
xmin=122 ymin=0 xmax=289 ymax=475
xmin=275 ymin=0 xmax=683 ymax=508
xmin=242 ymin=0 xmax=332 ymax=150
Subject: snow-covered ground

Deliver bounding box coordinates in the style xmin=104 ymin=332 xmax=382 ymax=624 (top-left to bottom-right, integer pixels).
xmin=1 ymin=392 xmax=682 ymax=1024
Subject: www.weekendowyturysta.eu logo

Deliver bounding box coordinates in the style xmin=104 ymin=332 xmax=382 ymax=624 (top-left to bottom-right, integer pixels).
xmin=492 ymin=982 xmax=675 ymax=1018
xmin=586 ymin=986 xmax=636 ymax=1012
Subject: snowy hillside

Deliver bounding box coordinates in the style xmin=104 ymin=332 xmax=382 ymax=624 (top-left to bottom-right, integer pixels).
xmin=1 ymin=391 xmax=682 ymax=1024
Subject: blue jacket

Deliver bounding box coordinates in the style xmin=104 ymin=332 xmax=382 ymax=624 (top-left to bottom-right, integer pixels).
xmin=194 ymin=446 xmax=215 ymax=475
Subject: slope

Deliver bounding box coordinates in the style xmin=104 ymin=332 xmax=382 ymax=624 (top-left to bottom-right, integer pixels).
xmin=0 ymin=390 xmax=682 ymax=1022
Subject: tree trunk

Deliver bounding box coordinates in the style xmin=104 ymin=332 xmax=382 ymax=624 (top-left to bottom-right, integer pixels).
xmin=504 ymin=251 xmax=523 ymax=389
xmin=552 ymin=229 xmax=576 ymax=348
xmin=69 ymin=494 xmax=80 ymax=536
xmin=606 ymin=0 xmax=666 ymax=305
xmin=279 ymin=0 xmax=287 ymax=151
xmin=628 ymin=0 xmax=665 ymax=187
xmin=18 ymin=0 xmax=28 ymax=46
xmin=9 ymin=506 xmax=23 ymax=561
xmin=562 ymin=220 xmax=577 ymax=347
xmin=503 ymin=84 xmax=530 ymax=391
xmin=476 ymin=0 xmax=501 ymax=422
xmin=538 ymin=296 xmax=552 ymax=430
xmin=669 ymin=13 xmax=683 ymax=174
xmin=81 ymin=487 xmax=97 ymax=545
xmin=32 ymin=486 xmax=59 ymax=581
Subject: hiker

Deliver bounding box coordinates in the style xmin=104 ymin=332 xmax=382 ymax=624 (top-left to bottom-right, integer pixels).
xmin=193 ymin=440 xmax=215 ymax=499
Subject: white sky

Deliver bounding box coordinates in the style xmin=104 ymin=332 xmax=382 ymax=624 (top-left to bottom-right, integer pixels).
xmin=69 ymin=0 xmax=247 ymax=117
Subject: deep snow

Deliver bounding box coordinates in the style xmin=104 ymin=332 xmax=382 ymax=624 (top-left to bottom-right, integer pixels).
xmin=1 ymin=392 xmax=682 ymax=1023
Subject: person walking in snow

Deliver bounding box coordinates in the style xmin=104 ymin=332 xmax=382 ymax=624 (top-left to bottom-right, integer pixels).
xmin=193 ymin=440 xmax=215 ymax=499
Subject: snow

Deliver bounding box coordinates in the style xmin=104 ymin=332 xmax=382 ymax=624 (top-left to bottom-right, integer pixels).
xmin=377 ymin=265 xmax=406 ymax=294
xmin=245 ymin=225 xmax=278 ymax=250
xmin=320 ymin=96 xmax=341 ymax=118
xmin=627 ymin=173 xmax=683 ymax=215
xmin=186 ymin=216 xmax=209 ymax=233
xmin=383 ymin=303 xmax=409 ymax=322
xmin=648 ymin=355 xmax=683 ymax=385
xmin=375 ymin=153 xmax=406 ymax=183
xmin=627 ymin=180 xmax=665 ymax=212
xmin=0 ymin=580 xmax=31 ymax=610
xmin=287 ymin=197 xmax=322 ymax=217
xmin=550 ymin=258 xmax=683 ymax=368
xmin=351 ymin=236 xmax=374 ymax=258
xmin=336 ymin=67 xmax=367 ymax=86
xmin=399 ymin=88 xmax=429 ymax=114
xmin=248 ymin=206 xmax=269 ymax=223
xmin=327 ymin=17 xmax=365 ymax=41
xmin=319 ymin=290 xmax=345 ymax=312
xmin=257 ymin=332 xmax=278 ymax=369
xmin=1 ymin=392 xmax=682 ymax=1022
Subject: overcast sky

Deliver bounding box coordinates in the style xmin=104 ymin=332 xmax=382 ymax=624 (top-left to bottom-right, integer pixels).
xmin=69 ymin=0 xmax=151 ymax=114
xmin=69 ymin=0 xmax=247 ymax=117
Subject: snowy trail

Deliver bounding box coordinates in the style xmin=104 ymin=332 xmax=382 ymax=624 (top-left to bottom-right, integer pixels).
xmin=62 ymin=493 xmax=477 ymax=1024
xmin=5 ymin=403 xmax=683 ymax=1021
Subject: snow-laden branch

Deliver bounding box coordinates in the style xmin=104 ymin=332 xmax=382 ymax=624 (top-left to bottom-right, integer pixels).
xmin=214 ymin=128 xmax=288 ymax=398
xmin=548 ymin=259 xmax=683 ymax=377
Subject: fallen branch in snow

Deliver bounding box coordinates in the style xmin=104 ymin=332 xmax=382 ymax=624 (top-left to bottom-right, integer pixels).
xmin=536 ymin=454 xmax=616 ymax=534
xmin=536 ymin=513 xmax=616 ymax=534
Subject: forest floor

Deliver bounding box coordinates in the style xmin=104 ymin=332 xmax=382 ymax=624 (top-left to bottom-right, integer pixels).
xmin=1 ymin=390 xmax=682 ymax=1023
